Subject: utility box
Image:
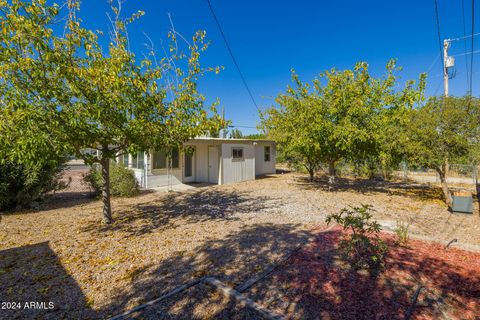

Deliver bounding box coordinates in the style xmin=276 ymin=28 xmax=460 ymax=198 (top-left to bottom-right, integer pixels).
xmin=445 ymin=56 xmax=455 ymax=68
xmin=452 ymin=191 xmax=473 ymax=214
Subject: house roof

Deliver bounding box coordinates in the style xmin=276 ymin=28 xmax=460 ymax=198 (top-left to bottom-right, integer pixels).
xmin=188 ymin=137 xmax=275 ymax=144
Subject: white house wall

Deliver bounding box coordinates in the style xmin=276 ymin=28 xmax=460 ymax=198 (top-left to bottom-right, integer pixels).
xmin=118 ymin=139 xmax=276 ymax=189
xmin=221 ymin=143 xmax=255 ymax=184
xmin=254 ymin=142 xmax=276 ymax=175
xmin=147 ymin=169 xmax=183 ymax=188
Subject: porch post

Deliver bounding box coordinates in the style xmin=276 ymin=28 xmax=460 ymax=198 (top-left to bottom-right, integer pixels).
xmin=128 ymin=153 xmax=133 ymax=168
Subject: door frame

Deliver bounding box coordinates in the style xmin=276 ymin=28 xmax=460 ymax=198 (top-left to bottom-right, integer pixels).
xmin=183 ymin=146 xmax=196 ymax=183
xmin=208 ymin=145 xmax=220 ymax=184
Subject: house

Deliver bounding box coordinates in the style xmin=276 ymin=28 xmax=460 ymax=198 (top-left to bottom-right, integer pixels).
xmin=117 ymin=138 xmax=276 ymax=188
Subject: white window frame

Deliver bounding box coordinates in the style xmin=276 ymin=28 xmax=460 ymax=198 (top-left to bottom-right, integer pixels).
xmin=232 ymin=147 xmax=244 ymax=161
xmin=264 ymin=146 xmax=271 ymax=162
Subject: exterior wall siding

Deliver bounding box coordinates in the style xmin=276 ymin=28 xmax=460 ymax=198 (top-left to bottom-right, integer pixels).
xmin=118 ymin=139 xmax=276 ymax=189
xmin=254 ymin=142 xmax=276 ymax=175
xmin=220 ymin=143 xmax=255 ymax=184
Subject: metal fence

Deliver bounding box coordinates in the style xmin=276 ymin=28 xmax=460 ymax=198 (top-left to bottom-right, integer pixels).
xmin=51 ymin=160 xmax=95 ymax=200
xmin=396 ymin=163 xmax=478 ymax=186
xmin=308 ymin=162 xmax=479 ymax=186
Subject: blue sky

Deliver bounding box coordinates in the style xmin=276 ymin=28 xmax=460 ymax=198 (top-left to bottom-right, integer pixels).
xmin=76 ymin=0 xmax=478 ymax=134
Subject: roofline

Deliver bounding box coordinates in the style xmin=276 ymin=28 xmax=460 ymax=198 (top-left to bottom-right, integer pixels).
xmin=188 ymin=137 xmax=276 ymax=144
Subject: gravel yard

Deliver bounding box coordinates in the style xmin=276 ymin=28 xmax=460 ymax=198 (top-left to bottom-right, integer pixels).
xmin=0 ymin=172 xmax=479 ymax=319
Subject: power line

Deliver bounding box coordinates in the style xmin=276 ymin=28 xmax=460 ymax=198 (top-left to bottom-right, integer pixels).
xmin=452 ymin=49 xmax=480 ymax=57
xmin=448 ymin=32 xmax=480 ymax=41
xmin=434 ymin=0 xmax=445 ymax=80
xmin=204 ymin=0 xmax=261 ymax=113
xmin=228 ymin=125 xmax=257 ymax=129
xmin=470 ymin=0 xmax=475 ymax=95
xmin=462 ymin=0 xmax=470 ymax=90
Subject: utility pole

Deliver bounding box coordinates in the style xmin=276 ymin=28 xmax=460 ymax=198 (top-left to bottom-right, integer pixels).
xmin=443 ymin=39 xmax=455 ymax=97
xmin=443 ymin=39 xmax=449 ymax=97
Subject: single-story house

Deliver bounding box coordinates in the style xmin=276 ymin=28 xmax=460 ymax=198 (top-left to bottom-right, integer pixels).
xmin=116 ymin=138 xmax=276 ymax=188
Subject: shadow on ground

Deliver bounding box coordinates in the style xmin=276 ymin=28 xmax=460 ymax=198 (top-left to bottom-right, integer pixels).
xmin=103 ymin=223 xmax=313 ymax=319
xmin=80 ymin=188 xmax=281 ymax=237
xmin=245 ymin=229 xmax=480 ymax=319
xmin=296 ymin=175 xmax=446 ymax=202
xmin=0 ymin=242 xmax=97 ymax=320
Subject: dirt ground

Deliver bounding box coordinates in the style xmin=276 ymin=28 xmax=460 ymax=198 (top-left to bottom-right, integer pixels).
xmin=1 ymin=172 xmax=479 ymax=319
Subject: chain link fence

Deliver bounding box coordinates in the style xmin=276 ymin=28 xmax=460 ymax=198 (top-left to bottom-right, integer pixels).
xmin=395 ymin=163 xmax=478 ymax=186
xmin=51 ymin=160 xmax=95 ymax=200
xmin=289 ymin=161 xmax=479 ymax=187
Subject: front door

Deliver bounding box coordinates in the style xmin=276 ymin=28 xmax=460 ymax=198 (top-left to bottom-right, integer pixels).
xmin=183 ymin=149 xmax=195 ymax=183
xmin=208 ymin=146 xmax=219 ymax=184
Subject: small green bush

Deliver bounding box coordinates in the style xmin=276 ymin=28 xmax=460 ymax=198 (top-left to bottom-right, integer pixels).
xmin=326 ymin=205 xmax=388 ymax=271
xmin=84 ymin=162 xmax=139 ymax=197
xmin=394 ymin=220 xmax=410 ymax=246
xmin=0 ymin=160 xmax=66 ymax=211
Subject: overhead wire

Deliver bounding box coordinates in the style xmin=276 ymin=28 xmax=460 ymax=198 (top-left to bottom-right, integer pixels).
xmin=462 ymin=0 xmax=470 ymax=90
xmin=434 ymin=0 xmax=445 ymax=82
xmin=470 ymin=0 xmax=475 ymax=95
xmin=204 ymin=0 xmax=261 ymax=113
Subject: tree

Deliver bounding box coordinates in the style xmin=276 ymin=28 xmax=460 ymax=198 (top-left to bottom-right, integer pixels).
xmin=229 ymin=128 xmax=243 ymax=139
xmin=0 ymin=0 xmax=225 ymax=223
xmin=244 ymin=133 xmax=266 ymax=140
xmin=261 ymin=60 xmax=425 ymax=184
xmin=406 ymin=96 xmax=479 ymax=206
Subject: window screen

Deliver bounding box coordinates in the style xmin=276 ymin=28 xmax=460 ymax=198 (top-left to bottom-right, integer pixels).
xmin=171 ymin=148 xmax=179 ymax=168
xmin=153 ymin=148 xmax=179 ymax=169
xmin=136 ymin=151 xmax=144 ymax=169
xmin=130 ymin=152 xmax=144 ymax=169
xmin=232 ymin=148 xmax=244 ymax=160
xmin=153 ymin=150 xmax=167 ymax=169
xmin=264 ymin=146 xmax=271 ymax=162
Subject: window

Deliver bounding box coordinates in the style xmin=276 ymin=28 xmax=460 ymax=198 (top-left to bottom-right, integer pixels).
xmin=153 ymin=149 xmax=166 ymax=169
xmin=152 ymin=148 xmax=179 ymax=169
xmin=232 ymin=147 xmax=244 ymax=160
xmin=185 ymin=153 xmax=193 ymax=177
xmin=171 ymin=148 xmax=179 ymax=168
xmin=131 ymin=151 xmax=144 ymax=169
xmin=118 ymin=153 xmax=129 ymax=167
xmin=264 ymin=146 xmax=271 ymax=162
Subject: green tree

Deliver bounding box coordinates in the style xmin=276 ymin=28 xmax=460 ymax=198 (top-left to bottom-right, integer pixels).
xmin=0 ymin=0 xmax=224 ymax=223
xmin=244 ymin=133 xmax=266 ymax=140
xmin=262 ymin=60 xmax=425 ymax=183
xmin=406 ymin=96 xmax=479 ymax=206
xmin=229 ymin=128 xmax=243 ymax=139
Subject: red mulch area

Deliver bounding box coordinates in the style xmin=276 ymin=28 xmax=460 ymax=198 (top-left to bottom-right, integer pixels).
xmin=247 ymin=226 xmax=480 ymax=320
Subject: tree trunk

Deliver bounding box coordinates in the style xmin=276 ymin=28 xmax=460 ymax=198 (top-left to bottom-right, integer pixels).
xmin=437 ymin=165 xmax=452 ymax=207
xmin=308 ymin=168 xmax=314 ymax=182
xmin=101 ymin=158 xmax=112 ymax=224
xmin=328 ymin=161 xmax=336 ymax=189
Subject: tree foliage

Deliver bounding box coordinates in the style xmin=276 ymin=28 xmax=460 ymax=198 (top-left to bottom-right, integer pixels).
xmin=228 ymin=128 xmax=243 ymax=139
xmin=261 ymin=60 xmax=426 ymax=182
xmin=0 ymin=0 xmax=225 ymax=223
xmin=405 ymin=96 xmax=480 ymax=206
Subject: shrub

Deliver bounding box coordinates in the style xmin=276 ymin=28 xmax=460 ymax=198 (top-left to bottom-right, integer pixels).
xmin=326 ymin=205 xmax=388 ymax=271
xmin=84 ymin=162 xmax=139 ymax=197
xmin=0 ymin=160 xmax=66 ymax=211
xmin=394 ymin=220 xmax=410 ymax=246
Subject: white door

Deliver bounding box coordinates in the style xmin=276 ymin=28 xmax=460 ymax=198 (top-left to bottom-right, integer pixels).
xmin=183 ymin=149 xmax=195 ymax=183
xmin=208 ymin=146 xmax=219 ymax=184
